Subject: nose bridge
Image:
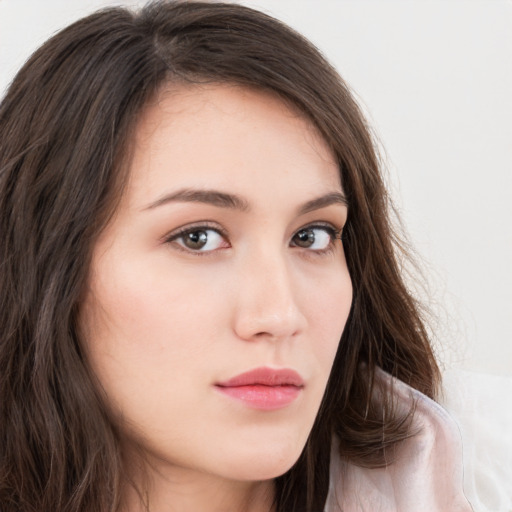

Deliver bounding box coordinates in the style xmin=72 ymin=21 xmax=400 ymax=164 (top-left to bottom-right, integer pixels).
xmin=233 ymin=245 xmax=305 ymax=341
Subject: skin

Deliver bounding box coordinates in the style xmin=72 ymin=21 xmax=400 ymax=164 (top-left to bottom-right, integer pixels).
xmin=80 ymin=84 xmax=352 ymax=512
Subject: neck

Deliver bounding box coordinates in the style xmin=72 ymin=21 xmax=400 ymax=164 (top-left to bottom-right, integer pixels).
xmin=121 ymin=456 xmax=276 ymax=512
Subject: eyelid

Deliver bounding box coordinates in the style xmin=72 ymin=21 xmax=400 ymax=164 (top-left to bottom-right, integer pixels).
xmin=294 ymin=221 xmax=343 ymax=239
xmin=290 ymin=221 xmax=344 ymax=254
xmin=162 ymin=221 xmax=226 ymax=242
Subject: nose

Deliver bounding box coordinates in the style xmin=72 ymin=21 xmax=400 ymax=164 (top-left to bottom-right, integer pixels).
xmin=232 ymin=250 xmax=307 ymax=342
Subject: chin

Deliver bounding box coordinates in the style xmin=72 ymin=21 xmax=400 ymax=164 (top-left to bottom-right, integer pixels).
xmin=219 ymin=439 xmax=305 ymax=482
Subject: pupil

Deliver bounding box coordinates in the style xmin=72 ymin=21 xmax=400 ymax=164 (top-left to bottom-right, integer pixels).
xmin=296 ymin=229 xmax=315 ymax=247
xmin=185 ymin=230 xmax=208 ymax=249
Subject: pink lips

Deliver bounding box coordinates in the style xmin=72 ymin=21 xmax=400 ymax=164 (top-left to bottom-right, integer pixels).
xmin=215 ymin=367 xmax=304 ymax=410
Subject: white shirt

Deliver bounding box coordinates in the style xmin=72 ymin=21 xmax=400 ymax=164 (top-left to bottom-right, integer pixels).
xmin=325 ymin=369 xmax=472 ymax=512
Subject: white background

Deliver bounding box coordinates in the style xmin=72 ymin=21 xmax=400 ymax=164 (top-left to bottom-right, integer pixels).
xmin=1 ymin=0 xmax=510 ymax=376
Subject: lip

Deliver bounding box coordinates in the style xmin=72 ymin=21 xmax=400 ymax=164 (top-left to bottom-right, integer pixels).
xmin=215 ymin=367 xmax=304 ymax=411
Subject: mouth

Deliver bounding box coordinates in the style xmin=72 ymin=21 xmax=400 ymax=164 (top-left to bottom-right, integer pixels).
xmin=215 ymin=367 xmax=304 ymax=411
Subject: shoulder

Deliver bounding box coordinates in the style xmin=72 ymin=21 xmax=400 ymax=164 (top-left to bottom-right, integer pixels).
xmin=325 ymin=368 xmax=472 ymax=512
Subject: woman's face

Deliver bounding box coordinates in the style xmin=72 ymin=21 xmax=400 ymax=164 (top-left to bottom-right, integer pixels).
xmin=81 ymin=84 xmax=352 ymax=485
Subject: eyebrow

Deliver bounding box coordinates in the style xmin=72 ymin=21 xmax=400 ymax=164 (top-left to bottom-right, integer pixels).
xmin=143 ymin=188 xmax=250 ymax=212
xmin=143 ymin=188 xmax=348 ymax=213
xmin=297 ymin=192 xmax=348 ymax=215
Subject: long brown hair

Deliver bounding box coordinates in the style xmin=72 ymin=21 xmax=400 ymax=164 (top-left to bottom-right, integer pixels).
xmin=0 ymin=2 xmax=439 ymax=511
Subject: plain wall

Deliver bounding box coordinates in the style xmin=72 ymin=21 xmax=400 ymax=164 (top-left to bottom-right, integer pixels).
xmin=1 ymin=0 xmax=510 ymax=376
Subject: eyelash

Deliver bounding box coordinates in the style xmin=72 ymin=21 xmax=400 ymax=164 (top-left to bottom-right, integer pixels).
xmin=291 ymin=223 xmax=342 ymax=255
xmin=163 ymin=222 xmax=343 ymax=256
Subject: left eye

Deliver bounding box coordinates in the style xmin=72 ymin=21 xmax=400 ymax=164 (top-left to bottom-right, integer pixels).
xmin=291 ymin=226 xmax=337 ymax=250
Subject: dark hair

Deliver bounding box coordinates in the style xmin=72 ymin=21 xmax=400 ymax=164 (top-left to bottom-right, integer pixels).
xmin=0 ymin=2 xmax=440 ymax=511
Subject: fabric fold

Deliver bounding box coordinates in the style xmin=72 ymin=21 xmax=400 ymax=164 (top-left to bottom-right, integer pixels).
xmin=325 ymin=369 xmax=472 ymax=512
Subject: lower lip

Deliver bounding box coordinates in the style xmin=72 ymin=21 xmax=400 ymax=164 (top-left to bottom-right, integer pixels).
xmin=215 ymin=384 xmax=302 ymax=410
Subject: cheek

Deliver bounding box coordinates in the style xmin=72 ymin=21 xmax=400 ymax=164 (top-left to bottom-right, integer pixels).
xmin=80 ymin=258 xmax=202 ymax=409
xmin=308 ymin=270 xmax=352 ymax=371
xmin=80 ymin=251 xmax=242 ymax=437
xmin=83 ymin=254 xmax=214 ymax=358
xmin=79 ymin=261 xmax=223 ymax=452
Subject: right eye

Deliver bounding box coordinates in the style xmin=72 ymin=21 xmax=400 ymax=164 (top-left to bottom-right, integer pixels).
xmin=165 ymin=226 xmax=230 ymax=253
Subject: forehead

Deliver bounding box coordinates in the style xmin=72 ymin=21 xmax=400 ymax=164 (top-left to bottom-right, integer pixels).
xmin=123 ymin=83 xmax=341 ymax=208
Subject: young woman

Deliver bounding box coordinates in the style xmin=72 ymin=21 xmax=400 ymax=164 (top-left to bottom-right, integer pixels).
xmin=0 ymin=2 xmax=471 ymax=511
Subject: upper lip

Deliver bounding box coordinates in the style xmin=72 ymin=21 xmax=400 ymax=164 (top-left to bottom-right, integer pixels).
xmin=216 ymin=367 xmax=304 ymax=388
